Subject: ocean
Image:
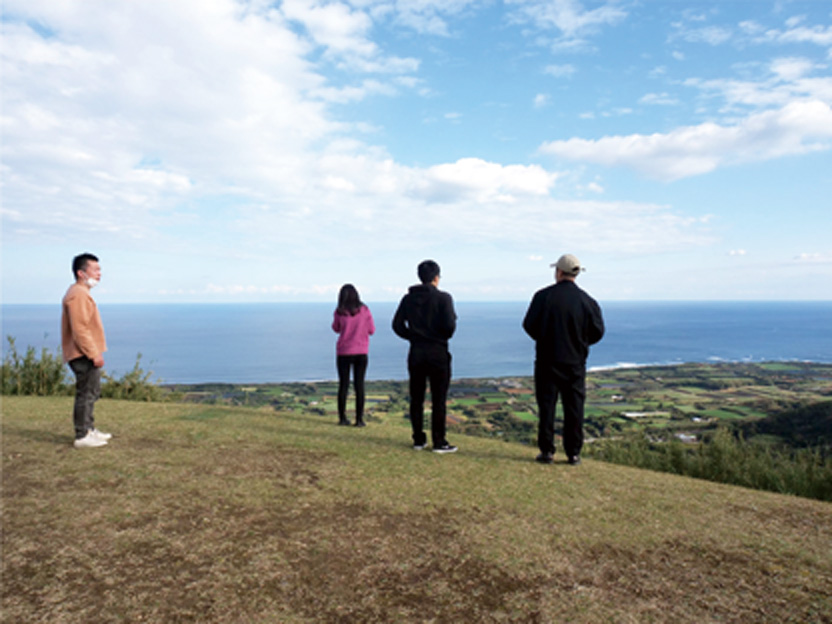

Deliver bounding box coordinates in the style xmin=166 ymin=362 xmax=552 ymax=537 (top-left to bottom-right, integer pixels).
xmin=2 ymin=301 xmax=831 ymax=384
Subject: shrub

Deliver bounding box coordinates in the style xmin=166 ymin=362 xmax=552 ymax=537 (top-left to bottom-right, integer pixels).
xmin=101 ymin=354 xmax=164 ymax=401
xmin=587 ymin=427 xmax=832 ymax=502
xmin=1 ymin=336 xmax=71 ymax=396
xmin=2 ymin=337 xmax=163 ymax=402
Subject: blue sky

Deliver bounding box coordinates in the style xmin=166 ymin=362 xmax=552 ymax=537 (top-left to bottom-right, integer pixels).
xmin=2 ymin=0 xmax=831 ymax=304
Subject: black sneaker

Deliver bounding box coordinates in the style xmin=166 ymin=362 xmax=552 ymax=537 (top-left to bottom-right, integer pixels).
xmin=567 ymin=455 xmax=581 ymax=465
xmin=413 ymin=443 xmax=428 ymax=451
xmin=535 ymin=452 xmax=554 ymax=464
xmin=432 ymin=443 xmax=458 ymax=454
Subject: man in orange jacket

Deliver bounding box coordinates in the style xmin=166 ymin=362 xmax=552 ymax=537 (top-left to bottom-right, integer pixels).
xmin=62 ymin=253 xmax=111 ymax=449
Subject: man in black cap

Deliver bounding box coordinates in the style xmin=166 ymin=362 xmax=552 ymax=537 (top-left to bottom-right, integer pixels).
xmin=523 ymin=254 xmax=605 ymax=465
xmin=393 ymin=260 xmax=458 ymax=453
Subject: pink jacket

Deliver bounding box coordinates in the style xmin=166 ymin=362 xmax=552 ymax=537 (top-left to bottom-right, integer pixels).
xmin=332 ymin=305 xmax=375 ymax=356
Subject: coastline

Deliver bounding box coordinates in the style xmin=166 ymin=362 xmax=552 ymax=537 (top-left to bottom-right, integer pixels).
xmin=164 ymin=361 xmax=832 ymax=446
xmin=5 ymin=300 xmax=832 ymax=384
xmin=159 ymin=358 xmax=832 ymax=387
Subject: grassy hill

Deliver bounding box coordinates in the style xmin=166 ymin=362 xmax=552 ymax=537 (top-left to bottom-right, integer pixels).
xmin=3 ymin=397 xmax=831 ymax=623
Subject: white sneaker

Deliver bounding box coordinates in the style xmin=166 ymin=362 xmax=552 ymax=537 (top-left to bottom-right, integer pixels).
xmin=74 ymin=432 xmax=108 ymax=448
xmin=91 ymin=428 xmax=112 ymax=441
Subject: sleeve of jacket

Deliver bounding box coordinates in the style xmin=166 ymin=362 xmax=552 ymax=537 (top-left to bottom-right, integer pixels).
xmin=366 ymin=306 xmax=376 ymax=336
xmin=392 ymin=297 xmax=411 ymax=340
xmin=332 ymin=311 xmax=342 ymax=333
xmin=440 ymin=293 xmax=457 ymax=339
xmin=587 ymin=299 xmax=605 ymax=346
xmin=522 ymin=291 xmax=543 ymax=341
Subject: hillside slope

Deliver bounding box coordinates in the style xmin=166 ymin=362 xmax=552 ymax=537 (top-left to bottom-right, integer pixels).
xmin=3 ymin=397 xmax=831 ymax=623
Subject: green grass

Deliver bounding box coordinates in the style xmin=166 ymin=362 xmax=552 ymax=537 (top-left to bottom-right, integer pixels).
xmin=758 ymin=362 xmax=802 ymax=372
xmin=699 ymin=408 xmax=748 ymax=420
xmin=3 ymin=397 xmax=832 ymax=623
xmin=512 ymin=412 xmax=536 ymax=422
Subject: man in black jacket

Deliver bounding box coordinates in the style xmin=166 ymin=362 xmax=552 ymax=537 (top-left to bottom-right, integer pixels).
xmin=393 ymin=260 xmax=458 ymax=453
xmin=523 ymin=254 xmax=605 ymax=465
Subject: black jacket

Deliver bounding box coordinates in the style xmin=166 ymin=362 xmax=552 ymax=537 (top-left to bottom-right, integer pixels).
xmin=392 ymin=284 xmax=457 ymax=348
xmin=523 ymin=280 xmax=605 ymax=365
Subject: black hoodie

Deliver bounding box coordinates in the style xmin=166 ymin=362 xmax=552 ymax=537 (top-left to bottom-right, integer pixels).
xmin=392 ymin=284 xmax=457 ymax=348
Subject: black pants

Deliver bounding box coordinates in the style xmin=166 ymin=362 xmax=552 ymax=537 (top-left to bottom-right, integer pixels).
xmin=337 ymin=354 xmax=368 ymax=422
xmin=408 ymin=345 xmax=451 ymax=447
xmin=69 ymin=356 xmax=102 ymax=439
xmin=534 ymin=361 xmax=586 ymax=458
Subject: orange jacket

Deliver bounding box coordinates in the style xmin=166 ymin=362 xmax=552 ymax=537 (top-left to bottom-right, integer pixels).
xmin=61 ymin=284 xmax=107 ymax=363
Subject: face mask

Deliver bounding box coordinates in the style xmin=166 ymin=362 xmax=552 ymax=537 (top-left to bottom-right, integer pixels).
xmin=82 ymin=272 xmax=98 ymax=288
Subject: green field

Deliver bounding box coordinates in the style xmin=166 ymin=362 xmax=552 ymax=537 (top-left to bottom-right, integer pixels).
xmin=167 ymin=362 xmax=832 ymax=448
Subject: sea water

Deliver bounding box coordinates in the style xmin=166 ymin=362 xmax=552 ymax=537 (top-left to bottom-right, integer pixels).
xmin=2 ymin=301 xmax=830 ymax=384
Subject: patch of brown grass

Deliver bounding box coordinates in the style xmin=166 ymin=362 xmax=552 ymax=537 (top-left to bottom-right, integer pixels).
xmin=3 ymin=397 xmax=832 ymax=623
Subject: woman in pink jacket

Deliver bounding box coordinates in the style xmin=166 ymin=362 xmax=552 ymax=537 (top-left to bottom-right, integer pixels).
xmin=332 ymin=284 xmax=375 ymax=427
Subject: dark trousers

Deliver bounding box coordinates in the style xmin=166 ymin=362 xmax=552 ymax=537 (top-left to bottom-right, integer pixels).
xmin=69 ymin=356 xmax=102 ymax=439
xmin=337 ymin=354 xmax=368 ymax=422
xmin=408 ymin=345 xmax=451 ymax=447
xmin=534 ymin=361 xmax=586 ymax=458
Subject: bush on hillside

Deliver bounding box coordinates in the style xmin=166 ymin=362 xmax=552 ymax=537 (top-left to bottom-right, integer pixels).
xmin=738 ymin=401 xmax=832 ymax=449
xmin=101 ymin=354 xmax=164 ymax=401
xmin=2 ymin=337 xmax=163 ymax=401
xmin=1 ymin=337 xmax=72 ymax=396
xmin=587 ymin=427 xmax=832 ymax=502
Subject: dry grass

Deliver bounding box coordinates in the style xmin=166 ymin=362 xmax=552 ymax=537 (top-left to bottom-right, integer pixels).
xmin=3 ymin=396 xmax=832 ymax=623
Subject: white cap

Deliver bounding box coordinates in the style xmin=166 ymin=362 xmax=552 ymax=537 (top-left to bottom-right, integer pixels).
xmin=550 ymin=254 xmax=584 ymax=276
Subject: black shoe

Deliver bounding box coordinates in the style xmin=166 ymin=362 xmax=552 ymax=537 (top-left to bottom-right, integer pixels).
xmin=567 ymin=455 xmax=581 ymax=465
xmin=535 ymin=452 xmax=554 ymax=464
xmin=354 ymin=420 xmax=366 ymax=427
xmin=432 ymin=443 xmax=458 ymax=454
xmin=338 ymin=419 xmax=350 ymax=426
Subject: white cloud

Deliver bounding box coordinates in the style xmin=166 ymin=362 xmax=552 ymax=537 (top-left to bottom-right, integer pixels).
xmin=683 ymin=56 xmax=832 ymax=112
xmin=280 ymin=0 xmax=375 ymax=57
xmin=533 ymin=93 xmax=549 ymax=108
xmin=770 ymin=57 xmax=818 ymax=81
xmin=671 ymin=24 xmax=733 ymax=46
xmin=203 ymin=282 xmax=340 ymax=296
xmin=759 ymin=22 xmax=832 ymax=47
xmin=538 ymin=100 xmax=832 ymax=180
xmin=277 ymin=0 xmax=418 ymax=73
xmin=640 ymin=92 xmax=679 ymax=106
xmin=543 ymin=63 xmax=576 ymax=78
xmin=0 ymin=0 xmax=742 ymax=303
xmin=506 ymin=0 xmax=627 ymax=40
xmin=795 ymin=252 xmax=831 ymax=263
xmin=382 ymin=0 xmax=483 ymax=36
xmin=421 ymin=158 xmax=557 ymax=201
xmin=728 ymin=249 xmax=747 ymax=256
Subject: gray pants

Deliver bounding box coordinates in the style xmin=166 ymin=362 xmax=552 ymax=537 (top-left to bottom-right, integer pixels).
xmin=69 ymin=357 xmax=102 ymax=439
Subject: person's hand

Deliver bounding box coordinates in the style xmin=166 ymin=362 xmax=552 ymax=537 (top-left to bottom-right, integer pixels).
xmin=93 ymin=355 xmax=105 ymax=368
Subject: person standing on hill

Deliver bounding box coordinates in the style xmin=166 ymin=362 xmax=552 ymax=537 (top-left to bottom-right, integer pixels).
xmin=393 ymin=260 xmax=458 ymax=453
xmin=332 ymin=284 xmax=375 ymax=427
xmin=62 ymin=253 xmax=111 ymax=449
xmin=523 ymin=254 xmax=605 ymax=465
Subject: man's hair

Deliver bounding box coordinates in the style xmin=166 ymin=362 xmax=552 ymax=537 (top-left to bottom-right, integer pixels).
xmin=417 ymin=260 xmax=441 ymax=285
xmin=72 ymin=253 xmax=99 ymax=278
